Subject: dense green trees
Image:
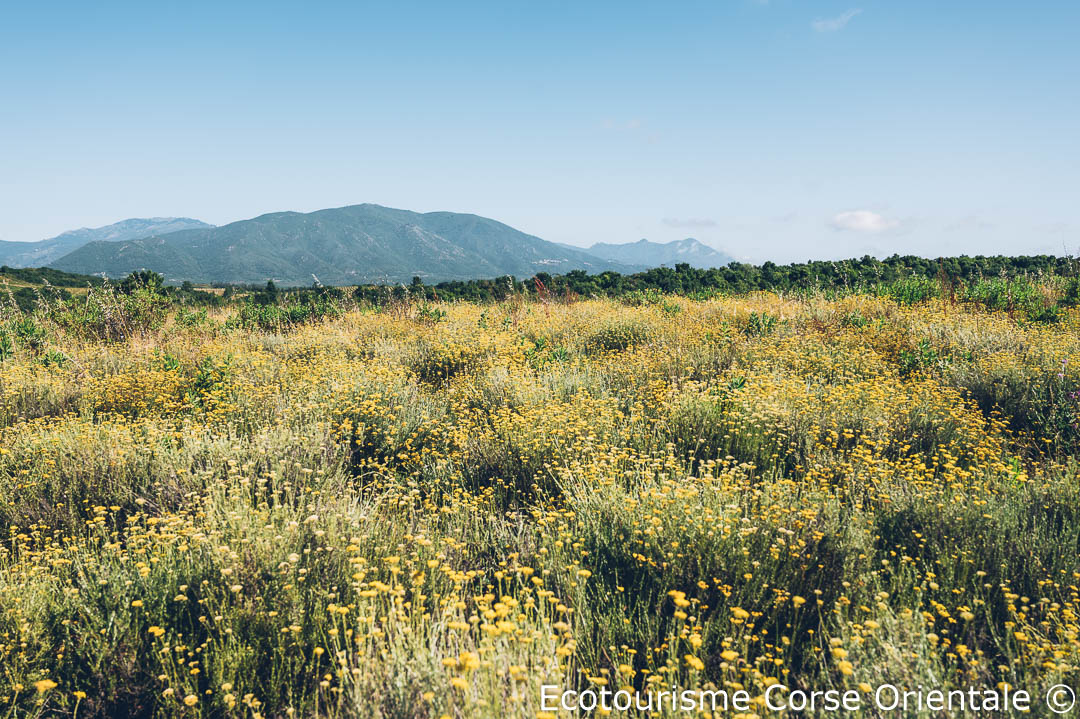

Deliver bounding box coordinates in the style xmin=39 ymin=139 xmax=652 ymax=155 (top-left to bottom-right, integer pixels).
xmin=354 ymin=254 xmax=1079 ymax=304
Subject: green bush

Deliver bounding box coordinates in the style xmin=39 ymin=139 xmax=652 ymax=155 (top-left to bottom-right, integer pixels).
xmin=963 ymin=276 xmax=1059 ymax=322
xmin=742 ymin=311 xmax=778 ymax=337
xmin=884 ymin=276 xmax=939 ymax=305
xmin=50 ymin=279 xmax=170 ymax=341
xmin=229 ymin=295 xmax=343 ymax=332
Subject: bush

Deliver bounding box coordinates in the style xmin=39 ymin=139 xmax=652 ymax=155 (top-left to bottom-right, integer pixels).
xmin=229 ymin=294 xmax=343 ymax=332
xmin=883 ymin=275 xmax=939 ymax=305
xmin=620 ymin=288 xmax=664 ymax=306
xmin=963 ymin=276 xmax=1060 ymax=322
xmin=742 ymin=311 xmax=778 ymax=337
xmin=50 ymin=278 xmax=170 ymax=341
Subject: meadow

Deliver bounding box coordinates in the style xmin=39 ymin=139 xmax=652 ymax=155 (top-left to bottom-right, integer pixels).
xmin=2 ymin=280 xmax=1080 ymax=718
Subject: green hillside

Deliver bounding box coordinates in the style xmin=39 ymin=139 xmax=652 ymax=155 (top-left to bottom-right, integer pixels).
xmin=51 ymin=204 xmax=640 ymax=285
xmin=0 ymin=266 xmax=104 ymax=288
xmin=0 ymin=266 xmax=105 ymax=312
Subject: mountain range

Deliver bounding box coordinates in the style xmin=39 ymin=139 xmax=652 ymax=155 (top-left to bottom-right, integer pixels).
xmin=0 ymin=218 xmax=212 ymax=268
xmin=587 ymin=238 xmax=733 ymax=269
xmin=12 ymin=204 xmax=735 ymax=285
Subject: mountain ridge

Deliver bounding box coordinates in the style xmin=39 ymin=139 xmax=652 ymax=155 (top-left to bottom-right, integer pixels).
xmin=51 ymin=204 xmax=643 ymax=285
xmin=0 ymin=217 xmax=212 ymax=268
xmin=587 ymin=237 xmax=734 ymax=269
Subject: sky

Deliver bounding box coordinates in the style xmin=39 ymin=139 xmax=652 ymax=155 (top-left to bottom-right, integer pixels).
xmin=1 ymin=0 xmax=1078 ymax=262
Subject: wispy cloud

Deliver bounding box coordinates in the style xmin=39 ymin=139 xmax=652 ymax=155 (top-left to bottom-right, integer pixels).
xmin=828 ymin=210 xmax=898 ymax=233
xmin=944 ymin=215 xmax=995 ymax=233
xmin=662 ymin=217 xmax=717 ymax=229
xmin=812 ymin=8 xmax=862 ymax=32
xmin=1037 ymin=221 xmax=1072 ymax=234
xmin=601 ymin=118 xmax=643 ymax=131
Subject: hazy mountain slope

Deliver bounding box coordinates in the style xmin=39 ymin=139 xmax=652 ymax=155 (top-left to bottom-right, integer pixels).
xmin=0 ymin=218 xmax=211 ymax=268
xmin=588 ymin=238 xmax=734 ymax=269
xmin=51 ymin=204 xmax=640 ymax=284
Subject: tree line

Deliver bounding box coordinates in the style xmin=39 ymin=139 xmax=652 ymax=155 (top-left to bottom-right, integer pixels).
xmin=354 ymin=254 xmax=1080 ymax=303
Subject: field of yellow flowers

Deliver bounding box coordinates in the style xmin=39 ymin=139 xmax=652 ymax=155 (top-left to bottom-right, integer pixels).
xmin=2 ymin=291 xmax=1080 ymax=717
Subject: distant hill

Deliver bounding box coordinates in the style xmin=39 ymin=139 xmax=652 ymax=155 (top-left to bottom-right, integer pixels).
xmin=0 ymin=218 xmax=212 ymax=268
xmin=0 ymin=266 xmax=107 ymax=313
xmin=587 ymin=238 xmax=734 ymax=269
xmin=0 ymin=266 xmax=104 ymax=288
xmin=51 ymin=204 xmax=641 ymax=285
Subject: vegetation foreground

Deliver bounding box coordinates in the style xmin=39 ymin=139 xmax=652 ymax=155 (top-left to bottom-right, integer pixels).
xmin=2 ymin=284 xmax=1080 ymax=718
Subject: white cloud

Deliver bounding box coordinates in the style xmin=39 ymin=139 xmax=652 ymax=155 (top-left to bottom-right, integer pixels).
xmin=812 ymin=8 xmax=862 ymax=32
xmin=829 ymin=210 xmax=899 ymax=234
xmin=663 ymin=217 xmax=717 ymax=229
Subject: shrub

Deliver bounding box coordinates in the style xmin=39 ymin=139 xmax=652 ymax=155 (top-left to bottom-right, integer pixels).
xmin=51 ymin=278 xmax=170 ymax=341
xmin=742 ymin=311 xmax=778 ymax=337
xmin=963 ymin=276 xmax=1061 ymax=323
xmin=620 ymin=288 xmax=664 ymax=306
xmin=884 ymin=275 xmax=939 ymax=305
xmin=229 ymin=294 xmax=343 ymax=332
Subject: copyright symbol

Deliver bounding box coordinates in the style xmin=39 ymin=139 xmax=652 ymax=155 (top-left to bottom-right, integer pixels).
xmin=1047 ymin=684 xmax=1076 ymax=714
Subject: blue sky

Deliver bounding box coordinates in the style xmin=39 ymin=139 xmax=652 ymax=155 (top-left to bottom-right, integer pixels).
xmin=1 ymin=0 xmax=1077 ymax=261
